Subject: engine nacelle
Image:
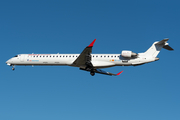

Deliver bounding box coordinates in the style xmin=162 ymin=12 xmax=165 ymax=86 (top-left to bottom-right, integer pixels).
xmin=121 ymin=50 xmax=137 ymax=58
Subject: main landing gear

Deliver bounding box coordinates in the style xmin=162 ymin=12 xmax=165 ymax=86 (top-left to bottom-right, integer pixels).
xmin=80 ymin=68 xmax=95 ymax=76
xmin=90 ymin=71 xmax=95 ymax=76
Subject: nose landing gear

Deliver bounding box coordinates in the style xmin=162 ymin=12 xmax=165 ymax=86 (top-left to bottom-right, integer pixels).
xmin=12 ymin=65 xmax=15 ymax=71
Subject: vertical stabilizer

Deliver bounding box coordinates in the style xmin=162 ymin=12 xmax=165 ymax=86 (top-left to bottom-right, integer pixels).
xmin=144 ymin=38 xmax=173 ymax=57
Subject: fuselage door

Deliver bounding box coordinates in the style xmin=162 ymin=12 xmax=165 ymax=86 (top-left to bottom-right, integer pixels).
xmin=20 ymin=55 xmax=25 ymax=62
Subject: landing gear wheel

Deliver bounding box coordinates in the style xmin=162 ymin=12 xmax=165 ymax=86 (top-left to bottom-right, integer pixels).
xmin=90 ymin=71 xmax=95 ymax=76
xmin=12 ymin=67 xmax=15 ymax=71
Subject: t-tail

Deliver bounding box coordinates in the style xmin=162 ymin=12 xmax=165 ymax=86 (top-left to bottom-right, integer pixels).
xmin=144 ymin=38 xmax=174 ymax=57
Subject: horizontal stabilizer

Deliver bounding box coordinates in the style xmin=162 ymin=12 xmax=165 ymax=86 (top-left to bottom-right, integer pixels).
xmin=155 ymin=38 xmax=174 ymax=51
xmin=163 ymin=45 xmax=174 ymax=50
xmin=155 ymin=38 xmax=169 ymax=45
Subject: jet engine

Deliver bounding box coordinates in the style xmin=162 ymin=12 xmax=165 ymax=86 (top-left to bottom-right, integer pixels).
xmin=121 ymin=50 xmax=137 ymax=58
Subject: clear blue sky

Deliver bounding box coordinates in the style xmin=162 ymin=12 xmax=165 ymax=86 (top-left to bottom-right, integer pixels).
xmin=0 ymin=0 xmax=179 ymax=120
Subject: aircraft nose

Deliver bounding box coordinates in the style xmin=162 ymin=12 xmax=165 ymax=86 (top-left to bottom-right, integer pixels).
xmin=6 ymin=59 xmax=12 ymax=66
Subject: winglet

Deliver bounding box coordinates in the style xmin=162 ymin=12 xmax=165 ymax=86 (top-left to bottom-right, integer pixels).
xmin=88 ymin=39 xmax=96 ymax=47
xmin=116 ymin=71 xmax=123 ymax=75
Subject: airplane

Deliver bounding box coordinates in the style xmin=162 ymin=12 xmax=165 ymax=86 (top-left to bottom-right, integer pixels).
xmin=6 ymin=38 xmax=173 ymax=76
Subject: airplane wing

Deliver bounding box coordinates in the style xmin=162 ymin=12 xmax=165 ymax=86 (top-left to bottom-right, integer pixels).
xmin=72 ymin=39 xmax=122 ymax=76
xmin=72 ymin=39 xmax=96 ymax=68
xmin=80 ymin=68 xmax=123 ymax=76
xmin=95 ymin=69 xmax=123 ymax=76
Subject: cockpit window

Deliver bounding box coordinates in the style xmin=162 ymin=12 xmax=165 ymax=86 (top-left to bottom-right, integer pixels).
xmin=14 ymin=55 xmax=18 ymax=57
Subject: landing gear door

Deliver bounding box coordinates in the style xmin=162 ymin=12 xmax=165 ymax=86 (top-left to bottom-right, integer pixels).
xmin=20 ymin=55 xmax=25 ymax=62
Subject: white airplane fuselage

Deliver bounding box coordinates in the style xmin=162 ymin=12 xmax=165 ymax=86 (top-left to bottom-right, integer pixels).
xmin=6 ymin=38 xmax=173 ymax=76
xmin=6 ymin=53 xmax=157 ymax=68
